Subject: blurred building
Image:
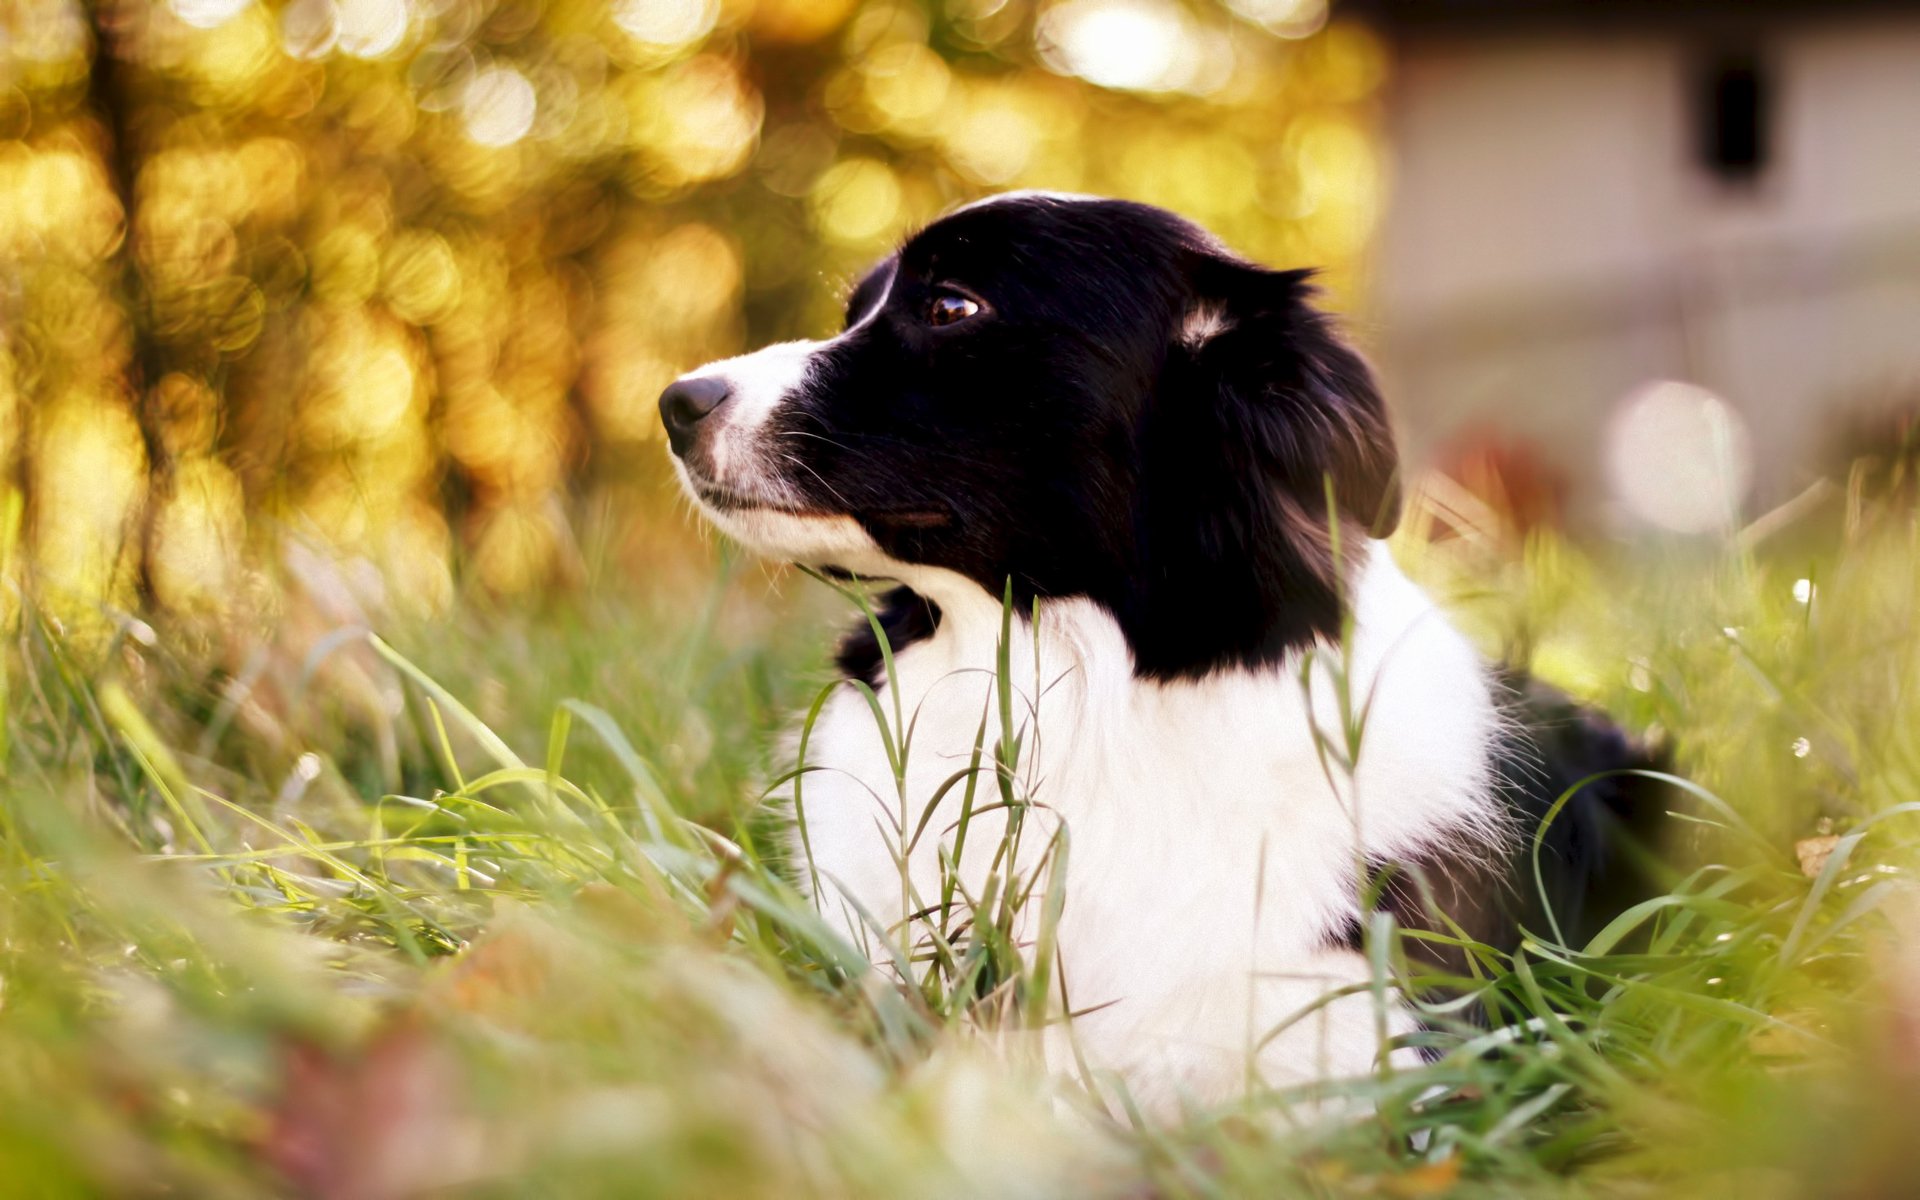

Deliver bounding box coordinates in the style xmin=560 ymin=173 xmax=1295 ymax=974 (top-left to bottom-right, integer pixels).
xmin=1360 ymin=0 xmax=1920 ymax=523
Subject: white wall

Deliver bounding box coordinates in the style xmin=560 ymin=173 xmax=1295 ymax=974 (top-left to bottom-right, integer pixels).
xmin=1372 ymin=16 xmax=1920 ymax=513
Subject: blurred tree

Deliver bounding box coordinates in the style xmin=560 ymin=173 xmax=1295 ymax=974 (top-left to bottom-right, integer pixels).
xmin=0 ymin=0 xmax=1387 ymax=630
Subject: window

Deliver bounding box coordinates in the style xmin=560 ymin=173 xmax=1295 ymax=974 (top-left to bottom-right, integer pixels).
xmin=1696 ymin=50 xmax=1770 ymax=183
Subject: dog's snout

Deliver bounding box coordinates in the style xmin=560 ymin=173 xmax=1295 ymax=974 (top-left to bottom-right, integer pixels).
xmin=658 ymin=376 xmax=732 ymax=456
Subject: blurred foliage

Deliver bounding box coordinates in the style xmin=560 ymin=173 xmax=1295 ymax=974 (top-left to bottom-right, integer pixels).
xmin=0 ymin=0 xmax=1385 ymax=632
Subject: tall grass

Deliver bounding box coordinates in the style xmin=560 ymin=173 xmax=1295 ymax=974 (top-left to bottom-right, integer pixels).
xmin=4 ymin=490 xmax=1920 ymax=1197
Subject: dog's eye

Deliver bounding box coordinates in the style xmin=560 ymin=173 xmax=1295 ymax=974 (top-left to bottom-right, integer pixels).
xmin=927 ymin=290 xmax=980 ymax=327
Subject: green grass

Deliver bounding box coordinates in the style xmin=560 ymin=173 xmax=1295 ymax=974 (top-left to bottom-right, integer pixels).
xmin=5 ymin=490 xmax=1920 ymax=1198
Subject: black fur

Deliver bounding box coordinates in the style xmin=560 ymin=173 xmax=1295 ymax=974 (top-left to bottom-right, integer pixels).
xmin=766 ymin=196 xmax=1399 ymax=681
xmin=1339 ymin=672 xmax=1673 ymax=968
xmin=835 ymin=586 xmax=941 ymax=688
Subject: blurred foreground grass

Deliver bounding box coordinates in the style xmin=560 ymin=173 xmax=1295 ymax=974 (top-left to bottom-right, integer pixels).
xmin=6 ymin=481 xmax=1920 ymax=1198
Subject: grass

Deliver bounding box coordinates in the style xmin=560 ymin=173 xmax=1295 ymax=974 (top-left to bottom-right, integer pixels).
xmin=4 ymin=483 xmax=1920 ymax=1198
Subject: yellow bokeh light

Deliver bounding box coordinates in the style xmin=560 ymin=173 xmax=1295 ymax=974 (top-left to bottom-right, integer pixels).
xmin=625 ymin=55 xmax=763 ymax=189
xmin=462 ymin=64 xmax=538 ymax=148
xmin=300 ymin=471 xmax=379 ymax=547
xmin=614 ymin=0 xmax=720 ymax=49
xmin=235 ymin=138 xmax=307 ymax=227
xmin=148 ymin=457 xmax=246 ymax=615
xmin=300 ymin=309 xmax=425 ymax=449
xmin=1225 ymin=0 xmax=1328 ymax=40
xmin=280 ymin=0 xmax=337 ymax=59
xmin=1288 ymin=115 xmax=1379 ymax=255
xmin=582 ymin=221 xmax=743 ymax=443
xmin=30 ymin=394 xmax=148 ymax=620
xmin=1037 ymin=0 xmax=1201 ymax=93
xmin=184 ymin=5 xmax=278 ymax=102
xmin=809 ymin=157 xmax=903 ymax=246
xmin=0 ymin=349 xmax=18 ymax=631
xmin=1121 ymin=130 xmax=1258 ymax=220
xmin=29 ymin=269 xmax=133 ymax=371
xmin=336 ymin=0 xmax=409 ymax=59
xmin=584 ymin=344 xmax=682 ymax=444
xmin=308 ymin=224 xmax=384 ymax=305
xmin=171 ymin=0 xmax=253 ymax=30
xmin=0 ymin=142 xmax=125 ymax=266
xmin=1314 ymin=21 xmax=1390 ymax=102
xmin=140 ymin=148 xmax=244 ymax=228
xmin=6 ymin=7 xmax=90 ymax=103
xmin=382 ymin=230 xmax=463 ymax=324
xmin=860 ymin=42 xmax=952 ymax=132
xmin=468 ymin=499 xmax=570 ymax=595
xmin=639 ymin=223 xmax=741 ymax=326
xmin=749 ymin=0 xmax=857 ymax=43
xmin=352 ymin=346 xmax=418 ymax=439
xmin=443 ymin=384 xmax=531 ymax=486
xmin=755 ymin=122 xmax=840 ymax=197
xmin=943 ymin=101 xmax=1041 ymax=185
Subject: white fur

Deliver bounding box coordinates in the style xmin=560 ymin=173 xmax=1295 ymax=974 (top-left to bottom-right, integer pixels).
xmin=1179 ymin=303 xmax=1235 ymax=347
xmin=775 ymin=542 xmax=1501 ymax=1118
xmin=685 ymin=504 xmax=878 ymax=565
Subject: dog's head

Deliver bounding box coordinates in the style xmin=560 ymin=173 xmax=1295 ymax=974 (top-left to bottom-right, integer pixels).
xmin=660 ymin=193 xmax=1398 ymax=679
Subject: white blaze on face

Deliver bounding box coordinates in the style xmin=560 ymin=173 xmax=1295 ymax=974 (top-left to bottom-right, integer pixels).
xmin=669 ymin=263 xmax=902 ymax=564
xmin=675 ymin=338 xmax=820 ymax=489
xmin=670 ymin=333 xmax=906 ymax=569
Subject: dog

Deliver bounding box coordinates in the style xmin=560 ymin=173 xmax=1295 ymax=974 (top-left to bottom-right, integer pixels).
xmin=658 ymin=193 xmax=1660 ymax=1115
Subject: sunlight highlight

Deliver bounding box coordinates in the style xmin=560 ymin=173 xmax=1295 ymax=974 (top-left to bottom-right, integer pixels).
xmin=1037 ymin=0 xmax=1214 ymax=94
xmin=1226 ymin=0 xmax=1328 ymax=39
xmin=1605 ymin=380 xmax=1754 ymax=534
xmin=335 ymin=0 xmax=409 ymax=59
xmin=614 ymin=0 xmax=720 ymax=48
xmin=810 ymin=157 xmax=904 ymax=245
xmin=462 ymin=65 xmax=538 ymax=148
xmin=170 ymin=0 xmax=253 ymax=30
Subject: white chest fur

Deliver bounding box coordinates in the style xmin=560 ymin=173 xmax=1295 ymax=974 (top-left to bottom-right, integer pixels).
xmin=783 ymin=541 xmax=1501 ymax=1114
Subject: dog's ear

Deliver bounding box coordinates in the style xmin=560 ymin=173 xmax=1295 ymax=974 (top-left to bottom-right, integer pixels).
xmin=1178 ymin=254 xmax=1401 ymax=536
xmin=1117 ymin=251 xmax=1400 ymax=679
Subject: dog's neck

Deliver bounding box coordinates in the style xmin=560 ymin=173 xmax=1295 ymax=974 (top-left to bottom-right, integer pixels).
xmin=794 ymin=539 xmax=1505 ymax=1110
xmin=858 ymin=540 xmax=1505 ymax=869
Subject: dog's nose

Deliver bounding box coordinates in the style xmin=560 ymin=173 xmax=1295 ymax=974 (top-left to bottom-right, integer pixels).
xmin=658 ymin=376 xmax=732 ymax=456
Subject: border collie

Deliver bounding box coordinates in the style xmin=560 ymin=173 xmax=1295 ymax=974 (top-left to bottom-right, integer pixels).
xmin=658 ymin=193 xmax=1656 ymax=1115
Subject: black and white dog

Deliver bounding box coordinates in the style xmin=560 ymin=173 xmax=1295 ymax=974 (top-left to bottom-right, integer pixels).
xmin=659 ymin=193 xmax=1656 ymax=1113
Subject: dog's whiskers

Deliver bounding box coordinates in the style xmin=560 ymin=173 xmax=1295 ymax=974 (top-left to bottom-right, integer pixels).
xmin=777 ymin=449 xmax=859 ymax=513
xmin=779 ymin=428 xmax=856 ymax=454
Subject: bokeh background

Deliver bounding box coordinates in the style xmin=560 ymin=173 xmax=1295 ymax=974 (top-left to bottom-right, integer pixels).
xmin=8 ymin=0 xmax=1919 ymax=635
xmin=2 ymin=0 xmax=1387 ymax=636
